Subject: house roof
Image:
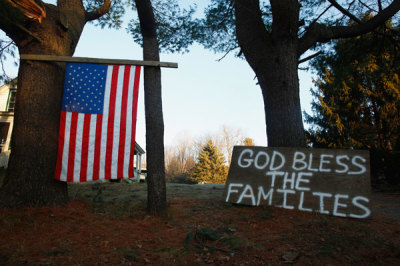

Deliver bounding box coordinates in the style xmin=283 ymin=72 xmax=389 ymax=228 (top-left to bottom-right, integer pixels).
xmin=135 ymin=142 xmax=145 ymax=155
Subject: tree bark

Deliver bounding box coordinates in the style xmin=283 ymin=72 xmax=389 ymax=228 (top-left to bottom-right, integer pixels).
xmin=0 ymin=0 xmax=110 ymax=208
xmin=135 ymin=0 xmax=167 ymax=214
xmin=235 ymin=0 xmax=305 ymax=147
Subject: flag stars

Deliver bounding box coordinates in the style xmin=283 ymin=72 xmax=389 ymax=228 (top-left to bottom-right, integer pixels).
xmin=63 ymin=63 xmax=106 ymax=114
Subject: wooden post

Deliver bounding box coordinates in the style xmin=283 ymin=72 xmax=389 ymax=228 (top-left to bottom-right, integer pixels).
xmin=20 ymin=54 xmax=178 ymax=68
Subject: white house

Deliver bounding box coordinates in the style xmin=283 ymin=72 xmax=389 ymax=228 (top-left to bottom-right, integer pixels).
xmin=0 ymin=79 xmax=145 ymax=181
xmin=0 ymin=79 xmax=16 ymax=153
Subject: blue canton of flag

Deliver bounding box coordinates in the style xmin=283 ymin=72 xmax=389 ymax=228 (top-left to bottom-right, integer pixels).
xmin=62 ymin=63 xmax=107 ymax=114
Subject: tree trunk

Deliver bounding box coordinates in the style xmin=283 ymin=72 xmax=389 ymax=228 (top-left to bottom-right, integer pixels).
xmin=234 ymin=0 xmax=400 ymax=147
xmin=257 ymin=48 xmax=306 ymax=147
xmin=0 ymin=1 xmax=110 ymax=208
xmin=135 ymin=0 xmax=167 ymax=214
xmin=235 ymin=0 xmax=306 ymax=147
xmin=1 ymin=57 xmax=69 ymax=207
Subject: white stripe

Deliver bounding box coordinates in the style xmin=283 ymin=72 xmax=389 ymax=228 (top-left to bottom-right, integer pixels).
xmin=60 ymin=112 xmax=72 ymax=182
xmin=124 ymin=66 xmax=136 ymax=177
xmin=73 ymin=113 xmax=85 ymax=182
xmin=86 ymin=114 xmax=97 ymax=181
xmin=99 ymin=65 xmax=114 ymax=179
xmin=111 ymin=65 xmax=125 ymax=178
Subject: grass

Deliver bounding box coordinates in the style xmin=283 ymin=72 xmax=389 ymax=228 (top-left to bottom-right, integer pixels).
xmin=0 ymin=182 xmax=398 ymax=265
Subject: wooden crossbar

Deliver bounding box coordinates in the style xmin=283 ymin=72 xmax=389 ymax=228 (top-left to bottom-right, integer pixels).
xmin=20 ymin=54 xmax=178 ymax=68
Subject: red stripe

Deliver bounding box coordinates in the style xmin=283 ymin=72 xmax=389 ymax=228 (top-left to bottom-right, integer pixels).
xmin=80 ymin=114 xmax=91 ymax=182
xmin=93 ymin=114 xmax=103 ymax=180
xmin=67 ymin=112 xmax=78 ymax=182
xmin=55 ymin=111 xmax=67 ymax=180
xmin=129 ymin=66 xmax=141 ymax=177
xmin=105 ymin=66 xmax=119 ymax=179
xmin=117 ymin=65 xmax=131 ymax=178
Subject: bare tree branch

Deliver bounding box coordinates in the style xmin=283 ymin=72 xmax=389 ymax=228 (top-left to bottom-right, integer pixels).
xmin=298 ymin=0 xmax=400 ymax=56
xmin=0 ymin=39 xmax=16 ymax=81
xmin=298 ymin=51 xmax=322 ymax=64
xmin=85 ymin=0 xmax=111 ymax=22
xmin=327 ymin=0 xmax=361 ymax=23
xmin=218 ymin=0 xmax=235 ymax=27
xmin=358 ymin=0 xmax=378 ymax=12
xmin=298 ymin=4 xmax=333 ymax=37
xmin=378 ymin=0 xmax=383 ymax=11
xmin=216 ymin=45 xmax=239 ymax=62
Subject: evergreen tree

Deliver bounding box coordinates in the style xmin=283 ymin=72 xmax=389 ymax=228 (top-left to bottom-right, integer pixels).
xmin=306 ymin=21 xmax=400 ymax=152
xmin=305 ymin=21 xmax=400 ymax=184
xmin=190 ymin=140 xmax=228 ymax=184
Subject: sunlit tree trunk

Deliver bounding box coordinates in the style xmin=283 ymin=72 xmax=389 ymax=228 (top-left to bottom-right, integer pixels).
xmin=0 ymin=0 xmax=110 ymax=208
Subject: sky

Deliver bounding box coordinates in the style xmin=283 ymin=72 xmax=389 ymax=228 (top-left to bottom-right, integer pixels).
xmin=1 ymin=1 xmax=316 ymax=149
xmin=73 ymin=23 xmax=315 ymax=149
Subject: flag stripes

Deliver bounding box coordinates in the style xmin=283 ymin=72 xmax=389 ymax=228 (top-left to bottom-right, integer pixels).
xmin=55 ymin=63 xmax=141 ymax=182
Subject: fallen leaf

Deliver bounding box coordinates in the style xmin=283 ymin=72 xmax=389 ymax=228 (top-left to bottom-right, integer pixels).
xmin=282 ymin=249 xmax=300 ymax=263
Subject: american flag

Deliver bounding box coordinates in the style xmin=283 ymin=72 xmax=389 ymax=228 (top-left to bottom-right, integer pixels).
xmin=55 ymin=62 xmax=141 ymax=182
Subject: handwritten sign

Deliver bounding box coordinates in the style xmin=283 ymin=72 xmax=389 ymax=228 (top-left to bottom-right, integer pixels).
xmin=223 ymin=147 xmax=371 ymax=218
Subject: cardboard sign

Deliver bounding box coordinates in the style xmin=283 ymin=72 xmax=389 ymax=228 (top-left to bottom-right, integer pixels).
xmin=223 ymin=147 xmax=371 ymax=218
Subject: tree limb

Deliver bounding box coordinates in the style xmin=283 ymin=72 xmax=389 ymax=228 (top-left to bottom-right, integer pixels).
xmin=218 ymin=0 xmax=235 ymax=27
xmin=298 ymin=51 xmax=322 ymax=64
xmin=327 ymin=0 xmax=361 ymax=23
xmin=358 ymin=0 xmax=378 ymax=12
xmin=85 ymin=0 xmax=111 ymax=22
xmin=6 ymin=0 xmax=46 ymax=23
xmin=298 ymin=4 xmax=332 ymax=37
xmin=378 ymin=0 xmax=383 ymax=11
xmin=1 ymin=16 xmax=43 ymax=43
xmin=235 ymin=0 xmax=272 ymax=67
xmin=298 ymin=0 xmax=400 ymax=56
xmin=216 ymin=45 xmax=240 ymax=62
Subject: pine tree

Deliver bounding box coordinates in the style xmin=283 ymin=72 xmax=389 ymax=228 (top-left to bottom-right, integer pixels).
xmin=190 ymin=140 xmax=228 ymax=184
xmin=306 ymin=21 xmax=400 ymax=152
xmin=305 ymin=21 xmax=400 ymax=184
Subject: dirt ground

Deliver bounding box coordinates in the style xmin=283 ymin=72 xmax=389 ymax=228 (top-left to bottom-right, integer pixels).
xmin=0 ymin=182 xmax=399 ymax=265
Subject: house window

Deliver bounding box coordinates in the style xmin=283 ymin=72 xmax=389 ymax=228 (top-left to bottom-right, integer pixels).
xmin=7 ymin=88 xmax=16 ymax=112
